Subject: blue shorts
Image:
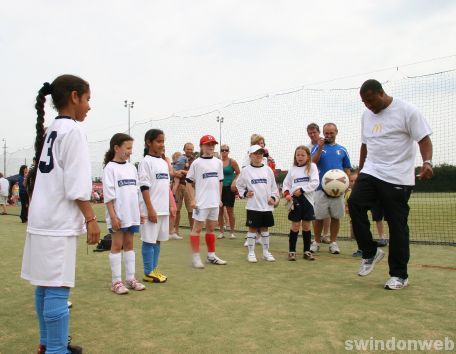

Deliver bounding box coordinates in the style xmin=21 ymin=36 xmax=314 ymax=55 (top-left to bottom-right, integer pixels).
xmin=109 ymin=225 xmax=140 ymax=234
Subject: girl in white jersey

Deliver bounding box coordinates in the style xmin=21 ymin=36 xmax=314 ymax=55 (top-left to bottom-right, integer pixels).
xmin=283 ymin=146 xmax=319 ymax=261
xmin=186 ymin=135 xmax=227 ymax=268
xmin=139 ymin=129 xmax=175 ymax=283
xmin=103 ymin=133 xmax=146 ymax=294
xmin=21 ymin=75 xmax=100 ymax=354
xmin=236 ymin=145 xmax=279 ymax=263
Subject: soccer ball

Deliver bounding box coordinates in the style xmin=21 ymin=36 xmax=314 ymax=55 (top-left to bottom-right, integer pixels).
xmin=322 ymin=169 xmax=349 ymax=197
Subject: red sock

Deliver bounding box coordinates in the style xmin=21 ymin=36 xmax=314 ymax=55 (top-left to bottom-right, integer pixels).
xmin=190 ymin=235 xmax=200 ymax=253
xmin=205 ymin=233 xmax=216 ymax=252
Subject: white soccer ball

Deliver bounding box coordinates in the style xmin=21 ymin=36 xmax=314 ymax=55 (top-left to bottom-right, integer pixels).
xmin=322 ymin=169 xmax=349 ymax=197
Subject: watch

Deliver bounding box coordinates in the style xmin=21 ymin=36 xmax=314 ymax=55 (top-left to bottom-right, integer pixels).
xmin=423 ymin=160 xmax=433 ymax=167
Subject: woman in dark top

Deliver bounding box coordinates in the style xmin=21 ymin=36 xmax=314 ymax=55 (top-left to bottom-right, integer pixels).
xmin=18 ymin=165 xmax=29 ymax=223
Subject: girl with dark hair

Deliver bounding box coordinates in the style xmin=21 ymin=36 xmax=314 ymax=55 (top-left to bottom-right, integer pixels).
xmin=138 ymin=129 xmax=173 ymax=283
xmin=102 ymin=133 xmax=145 ymax=294
xmin=18 ymin=164 xmax=29 ymax=222
xmin=20 ymin=75 xmax=100 ymax=354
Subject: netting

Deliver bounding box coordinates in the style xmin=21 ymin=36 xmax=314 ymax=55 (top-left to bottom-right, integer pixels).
xmin=2 ymin=70 xmax=456 ymax=245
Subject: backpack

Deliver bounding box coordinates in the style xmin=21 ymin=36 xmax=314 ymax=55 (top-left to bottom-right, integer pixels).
xmin=93 ymin=234 xmax=112 ymax=252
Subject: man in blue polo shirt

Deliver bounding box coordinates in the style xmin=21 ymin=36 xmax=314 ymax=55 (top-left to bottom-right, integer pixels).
xmin=311 ymin=123 xmax=351 ymax=254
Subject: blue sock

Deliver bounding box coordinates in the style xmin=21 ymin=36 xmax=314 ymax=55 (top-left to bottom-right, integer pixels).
xmin=35 ymin=287 xmax=47 ymax=346
xmin=152 ymin=243 xmax=161 ymax=271
xmin=142 ymin=242 xmax=154 ymax=275
xmin=43 ymin=287 xmax=70 ymax=354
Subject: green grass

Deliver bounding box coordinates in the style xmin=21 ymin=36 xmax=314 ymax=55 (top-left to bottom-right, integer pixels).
xmin=1 ymin=205 xmax=455 ymax=354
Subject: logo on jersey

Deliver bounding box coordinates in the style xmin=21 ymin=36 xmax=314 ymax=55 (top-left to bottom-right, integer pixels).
xmin=372 ymin=123 xmax=383 ymax=134
xmin=156 ymin=173 xmax=169 ymax=180
xmin=294 ymin=177 xmax=309 ymax=183
xmin=202 ymin=172 xmax=218 ymax=179
xmin=251 ymin=178 xmax=267 ymax=184
xmin=118 ymin=179 xmax=136 ymax=187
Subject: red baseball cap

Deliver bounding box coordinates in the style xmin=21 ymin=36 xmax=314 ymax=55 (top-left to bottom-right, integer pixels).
xmin=200 ymin=135 xmax=218 ymax=145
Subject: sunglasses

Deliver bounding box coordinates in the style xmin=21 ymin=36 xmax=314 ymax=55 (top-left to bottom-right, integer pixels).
xmin=220 ymin=149 xmax=229 ymax=152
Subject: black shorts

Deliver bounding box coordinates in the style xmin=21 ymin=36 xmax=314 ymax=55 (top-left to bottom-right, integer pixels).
xmin=370 ymin=201 xmax=384 ymax=221
xmin=245 ymin=210 xmax=274 ymax=228
xmin=288 ymin=195 xmax=315 ymax=222
xmin=221 ymin=186 xmax=235 ymax=207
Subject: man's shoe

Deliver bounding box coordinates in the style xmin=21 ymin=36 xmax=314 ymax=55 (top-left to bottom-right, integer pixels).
xmin=358 ymin=249 xmax=385 ymax=276
xmin=352 ymin=249 xmax=363 ymax=257
xmin=310 ymin=241 xmax=320 ymax=253
xmin=329 ymin=242 xmax=340 ymax=254
xmin=377 ymin=239 xmax=388 ymax=247
xmin=384 ymin=276 xmax=409 ymax=290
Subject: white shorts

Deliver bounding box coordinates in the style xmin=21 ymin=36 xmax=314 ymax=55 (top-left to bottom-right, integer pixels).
xmin=314 ymin=190 xmax=345 ymax=220
xmin=140 ymin=215 xmax=169 ymax=243
xmin=0 ymin=195 xmax=7 ymax=205
xmin=21 ymin=233 xmax=78 ymax=288
xmin=192 ymin=207 xmax=219 ymax=222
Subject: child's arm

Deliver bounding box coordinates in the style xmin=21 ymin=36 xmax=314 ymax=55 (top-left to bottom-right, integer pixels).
xmin=301 ymin=163 xmax=320 ymax=193
xmin=268 ymin=169 xmax=280 ymax=205
xmin=230 ymin=159 xmax=241 ymax=192
xmin=235 ymin=171 xmax=250 ymax=198
xmin=141 ymin=188 xmax=157 ymax=223
xmin=185 ymin=181 xmax=196 ymax=209
xmin=282 ymin=170 xmax=293 ymax=201
xmin=169 ymin=188 xmax=176 ymax=217
xmin=76 ymin=200 xmax=100 ymax=245
xmin=106 ymin=201 xmax=121 ymax=231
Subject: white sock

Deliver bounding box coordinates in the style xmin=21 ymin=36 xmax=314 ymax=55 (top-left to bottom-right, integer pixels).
xmin=207 ymin=252 xmax=215 ymax=259
xmin=193 ymin=253 xmax=201 ymax=262
xmin=109 ymin=252 xmax=122 ymax=283
xmin=261 ymin=232 xmax=270 ymax=255
xmin=123 ymin=250 xmax=136 ymax=281
xmin=247 ymin=232 xmax=256 ymax=255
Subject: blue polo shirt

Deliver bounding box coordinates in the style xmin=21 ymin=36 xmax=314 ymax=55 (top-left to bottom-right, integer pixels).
xmin=311 ymin=143 xmax=352 ymax=190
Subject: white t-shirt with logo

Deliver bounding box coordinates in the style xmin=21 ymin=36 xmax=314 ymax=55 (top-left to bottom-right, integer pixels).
xmin=186 ymin=156 xmax=223 ymax=209
xmin=361 ymin=97 xmax=432 ymax=186
xmin=103 ymin=161 xmax=141 ymax=229
xmin=282 ymin=163 xmax=319 ymax=205
xmin=236 ymin=164 xmax=279 ymax=212
xmin=27 ymin=118 xmax=91 ymax=236
xmin=138 ymin=155 xmax=170 ymax=215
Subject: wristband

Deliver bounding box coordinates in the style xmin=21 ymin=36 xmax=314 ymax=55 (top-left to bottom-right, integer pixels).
xmin=423 ymin=160 xmax=432 ymax=167
xmin=85 ymin=215 xmax=97 ymax=224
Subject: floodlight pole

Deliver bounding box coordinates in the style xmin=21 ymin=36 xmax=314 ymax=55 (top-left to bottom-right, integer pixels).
xmin=216 ymin=116 xmax=224 ymax=151
xmin=124 ymin=100 xmax=135 ymax=136
xmin=2 ymin=139 xmax=6 ymax=176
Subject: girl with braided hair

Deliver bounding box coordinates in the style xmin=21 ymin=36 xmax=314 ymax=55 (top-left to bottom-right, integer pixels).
xmin=21 ymin=75 xmax=100 ymax=354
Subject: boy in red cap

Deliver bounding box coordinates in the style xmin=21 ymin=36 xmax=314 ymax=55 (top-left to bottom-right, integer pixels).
xmin=186 ymin=135 xmax=227 ymax=268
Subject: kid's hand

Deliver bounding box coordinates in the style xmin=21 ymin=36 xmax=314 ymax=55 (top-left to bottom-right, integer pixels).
xmin=111 ymin=216 xmax=121 ymax=231
xmin=190 ymin=200 xmax=196 ymax=209
xmin=246 ymin=191 xmax=254 ymax=198
xmin=148 ymin=208 xmax=158 ymax=223
xmin=140 ymin=215 xmax=146 ymax=225
xmin=219 ymin=200 xmax=223 ymax=207
xmin=293 ymin=189 xmax=302 ymax=197
xmin=230 ymin=183 xmax=237 ymax=193
xmin=87 ymin=222 xmax=100 ymax=245
xmin=267 ymin=197 xmax=276 ymax=206
xmin=285 ymin=194 xmax=292 ymax=202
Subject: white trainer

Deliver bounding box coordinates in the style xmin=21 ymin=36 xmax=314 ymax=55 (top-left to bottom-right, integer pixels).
xmin=169 ymin=233 xmax=183 ymax=240
xmin=263 ymin=252 xmax=276 ymax=262
xmin=247 ymin=253 xmax=257 ymax=263
xmin=217 ymin=233 xmax=225 ymax=239
xmin=126 ymin=278 xmax=146 ymax=291
xmin=111 ymin=281 xmax=129 ymax=295
xmin=358 ymin=248 xmax=385 ymax=276
xmin=229 ymin=233 xmax=236 ymax=239
xmin=384 ymin=277 xmax=409 ymax=290
xmin=192 ymin=254 xmax=205 ymax=269
xmin=243 ymin=239 xmax=249 ymax=247
xmin=207 ymin=254 xmax=227 ymax=265
xmin=310 ymin=241 xmax=320 ymax=253
xmin=329 ymin=242 xmax=340 ymax=254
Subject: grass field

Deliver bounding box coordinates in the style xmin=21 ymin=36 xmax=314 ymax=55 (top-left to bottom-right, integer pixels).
xmin=1 ymin=204 xmax=455 ymax=354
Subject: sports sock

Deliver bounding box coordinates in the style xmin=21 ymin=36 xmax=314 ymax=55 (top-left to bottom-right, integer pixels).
xmin=141 ymin=241 xmax=154 ymax=275
xmin=289 ymin=230 xmax=298 ymax=252
xmin=35 ymin=287 xmax=47 ymax=346
xmin=190 ymin=235 xmax=200 ymax=253
xmin=152 ymin=243 xmax=161 ymax=271
xmin=109 ymin=252 xmax=122 ymax=283
xmin=205 ymin=233 xmax=216 ymax=253
xmin=303 ymin=230 xmax=312 ymax=252
xmin=261 ymin=231 xmax=270 ymax=254
xmin=247 ymin=232 xmax=256 ymax=255
xmin=123 ymin=250 xmax=136 ymax=281
xmin=43 ymin=287 xmax=70 ymax=354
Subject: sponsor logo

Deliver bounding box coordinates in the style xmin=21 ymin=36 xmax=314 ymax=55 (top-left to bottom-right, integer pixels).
xmin=294 ymin=177 xmax=310 ymax=183
xmin=156 ymin=173 xmax=169 ymax=180
xmin=118 ymin=179 xmax=136 ymax=187
xmin=202 ymin=172 xmax=218 ymax=179
xmin=251 ymin=178 xmax=267 ymax=184
xmin=372 ymin=123 xmax=383 ymax=134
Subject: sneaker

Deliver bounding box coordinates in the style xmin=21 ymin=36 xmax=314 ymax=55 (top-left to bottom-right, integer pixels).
xmin=243 ymin=239 xmax=249 ymax=247
xmin=217 ymin=233 xmax=225 ymax=239
xmin=207 ymin=254 xmax=227 ymax=265
xmin=143 ymin=269 xmax=167 ymax=283
xmin=377 ymin=239 xmax=388 ymax=247
xmin=263 ymin=252 xmax=276 ymax=262
xmin=303 ymin=251 xmax=315 ymax=261
xmin=352 ymin=249 xmax=363 ymax=257
xmin=169 ymin=233 xmax=183 ymax=240
xmin=192 ymin=254 xmax=205 ymax=269
xmin=310 ymin=241 xmax=320 ymax=253
xmin=288 ymin=252 xmax=296 ymax=261
xmin=329 ymin=242 xmax=340 ymax=254
xmin=255 ymin=238 xmax=263 ymax=245
xmin=321 ymin=235 xmax=331 ymax=244
xmin=384 ymin=276 xmax=409 ymax=290
xmin=247 ymin=253 xmax=257 ymax=263
xmin=126 ymin=278 xmax=146 ymax=291
xmin=37 ymin=344 xmax=46 ymax=354
xmin=358 ymin=248 xmax=385 ymax=276
xmin=111 ymin=280 xmax=129 ymax=294
xmin=67 ymin=300 xmax=73 ymax=308
xmin=229 ymin=233 xmax=236 ymax=239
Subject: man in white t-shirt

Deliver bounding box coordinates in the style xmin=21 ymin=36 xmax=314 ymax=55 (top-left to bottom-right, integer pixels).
xmin=0 ymin=173 xmax=9 ymax=215
xmin=348 ymin=79 xmax=433 ymax=290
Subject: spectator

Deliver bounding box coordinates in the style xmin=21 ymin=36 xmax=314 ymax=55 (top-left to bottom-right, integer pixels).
xmin=18 ymin=165 xmax=29 ymax=223
xmin=0 ymin=172 xmax=9 ymax=215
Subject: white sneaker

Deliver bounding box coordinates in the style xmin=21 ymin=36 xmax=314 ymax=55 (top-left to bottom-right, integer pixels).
xmin=329 ymin=242 xmax=340 ymax=254
xmin=384 ymin=277 xmax=409 ymax=290
xmin=192 ymin=254 xmax=205 ymax=269
xmin=126 ymin=278 xmax=146 ymax=291
xmin=310 ymin=241 xmax=320 ymax=253
xmin=229 ymin=233 xmax=236 ymax=239
xmin=111 ymin=281 xmax=129 ymax=295
xmin=358 ymin=249 xmax=385 ymax=276
xmin=207 ymin=254 xmax=227 ymax=265
xmin=247 ymin=253 xmax=257 ymax=263
xmin=263 ymin=252 xmax=276 ymax=262
xmin=243 ymin=240 xmax=249 ymax=247
xmin=217 ymin=233 xmax=225 ymax=239
xmin=169 ymin=233 xmax=182 ymax=240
